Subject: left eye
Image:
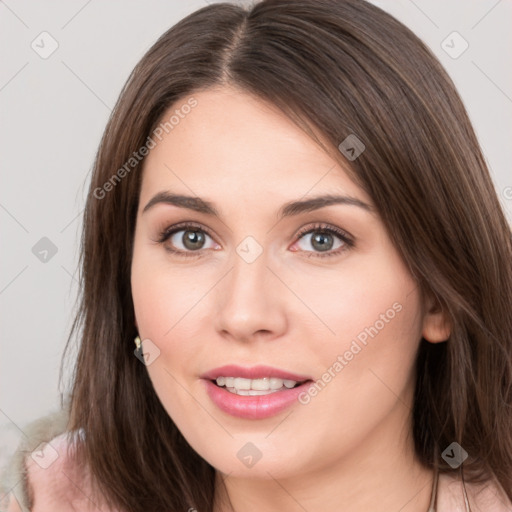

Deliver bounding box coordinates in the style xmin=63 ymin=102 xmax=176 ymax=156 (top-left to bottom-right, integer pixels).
xmin=291 ymin=224 xmax=354 ymax=258
xmin=295 ymin=230 xmax=345 ymax=253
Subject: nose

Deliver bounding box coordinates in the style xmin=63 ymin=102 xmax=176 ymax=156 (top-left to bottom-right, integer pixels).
xmin=213 ymin=248 xmax=288 ymax=343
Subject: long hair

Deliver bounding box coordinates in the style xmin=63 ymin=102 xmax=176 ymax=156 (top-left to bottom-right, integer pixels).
xmin=62 ymin=0 xmax=512 ymax=509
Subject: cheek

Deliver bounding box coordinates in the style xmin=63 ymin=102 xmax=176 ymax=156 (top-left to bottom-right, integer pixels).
xmin=131 ymin=244 xmax=208 ymax=341
xmin=291 ymin=258 xmax=420 ymax=354
xmin=130 ymin=245 xmax=215 ymax=389
xmin=289 ymin=247 xmax=423 ymax=407
xmin=131 ymin=275 xmax=181 ymax=338
xmin=131 ymin=255 xmax=206 ymax=428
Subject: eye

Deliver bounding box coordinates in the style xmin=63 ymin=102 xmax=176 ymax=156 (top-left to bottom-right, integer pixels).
xmin=156 ymin=222 xmax=219 ymax=258
xmin=291 ymin=222 xmax=354 ymax=258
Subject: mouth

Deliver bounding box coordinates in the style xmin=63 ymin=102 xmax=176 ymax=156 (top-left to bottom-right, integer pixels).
xmin=200 ymin=365 xmax=314 ymax=419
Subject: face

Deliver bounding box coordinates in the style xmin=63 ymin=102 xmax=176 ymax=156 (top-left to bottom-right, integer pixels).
xmin=130 ymin=85 xmax=438 ymax=481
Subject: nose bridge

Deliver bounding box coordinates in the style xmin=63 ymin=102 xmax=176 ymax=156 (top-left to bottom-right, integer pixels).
xmin=214 ymin=239 xmax=287 ymax=341
xmin=230 ymin=246 xmax=269 ymax=303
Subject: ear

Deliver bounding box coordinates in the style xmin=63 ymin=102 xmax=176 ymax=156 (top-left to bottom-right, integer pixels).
xmin=422 ymin=291 xmax=451 ymax=343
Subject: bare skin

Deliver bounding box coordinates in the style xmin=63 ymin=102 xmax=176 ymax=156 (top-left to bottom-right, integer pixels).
xmin=130 ymin=85 xmax=451 ymax=512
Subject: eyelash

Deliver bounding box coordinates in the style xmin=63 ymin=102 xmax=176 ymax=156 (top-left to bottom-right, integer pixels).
xmin=156 ymin=221 xmax=354 ymax=259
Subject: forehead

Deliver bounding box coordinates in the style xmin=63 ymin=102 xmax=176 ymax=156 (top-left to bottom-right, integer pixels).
xmin=139 ymin=86 xmax=371 ymax=210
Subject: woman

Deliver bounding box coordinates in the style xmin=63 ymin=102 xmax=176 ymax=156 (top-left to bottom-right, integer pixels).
xmin=3 ymin=0 xmax=511 ymax=510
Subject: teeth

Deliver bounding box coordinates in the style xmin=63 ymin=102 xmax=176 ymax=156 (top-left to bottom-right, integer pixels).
xmin=215 ymin=376 xmax=300 ymax=392
xmin=270 ymin=378 xmax=285 ymax=390
xmin=234 ymin=377 xmax=252 ymax=390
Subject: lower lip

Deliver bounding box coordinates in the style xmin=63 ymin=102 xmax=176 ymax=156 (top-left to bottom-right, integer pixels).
xmin=202 ymin=379 xmax=313 ymax=419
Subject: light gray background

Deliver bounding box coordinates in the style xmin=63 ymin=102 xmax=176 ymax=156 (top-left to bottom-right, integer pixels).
xmin=1 ymin=0 xmax=511 ymax=468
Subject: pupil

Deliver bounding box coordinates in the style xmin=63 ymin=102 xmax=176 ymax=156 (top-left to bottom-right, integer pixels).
xmin=183 ymin=230 xmax=205 ymax=250
xmin=312 ymin=232 xmax=333 ymax=252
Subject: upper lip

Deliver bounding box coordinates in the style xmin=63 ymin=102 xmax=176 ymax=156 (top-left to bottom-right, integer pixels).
xmin=201 ymin=365 xmax=312 ymax=382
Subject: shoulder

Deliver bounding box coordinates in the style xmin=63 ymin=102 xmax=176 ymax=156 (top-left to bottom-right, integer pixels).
xmin=1 ymin=409 xmax=69 ymax=511
xmin=1 ymin=410 xmax=121 ymax=512
xmin=438 ymin=471 xmax=512 ymax=512
xmin=23 ymin=430 xmax=99 ymax=512
xmin=6 ymin=430 xmax=107 ymax=512
xmin=26 ymin=431 xmax=127 ymax=512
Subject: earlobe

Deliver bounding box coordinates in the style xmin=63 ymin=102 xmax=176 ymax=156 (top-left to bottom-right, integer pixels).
xmin=421 ymin=293 xmax=451 ymax=343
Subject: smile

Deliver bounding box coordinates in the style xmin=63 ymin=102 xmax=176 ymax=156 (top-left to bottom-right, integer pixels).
xmin=202 ymin=377 xmax=313 ymax=419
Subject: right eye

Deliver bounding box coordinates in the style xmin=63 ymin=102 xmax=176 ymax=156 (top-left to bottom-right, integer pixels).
xmin=157 ymin=222 xmax=220 ymax=258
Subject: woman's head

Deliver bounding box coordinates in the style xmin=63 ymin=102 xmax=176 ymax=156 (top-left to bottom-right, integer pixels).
xmin=130 ymin=83 xmax=450 ymax=481
xmin=65 ymin=0 xmax=512 ymax=510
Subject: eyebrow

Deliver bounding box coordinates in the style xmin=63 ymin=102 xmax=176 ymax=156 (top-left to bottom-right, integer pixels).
xmin=142 ymin=191 xmax=373 ymax=219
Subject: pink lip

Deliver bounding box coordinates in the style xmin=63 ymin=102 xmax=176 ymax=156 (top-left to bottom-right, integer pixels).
xmin=200 ymin=365 xmax=314 ymax=420
xmin=202 ymin=379 xmax=314 ymax=419
xmin=200 ymin=364 xmax=312 ymax=382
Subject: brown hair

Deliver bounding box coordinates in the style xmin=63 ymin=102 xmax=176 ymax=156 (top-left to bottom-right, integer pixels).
xmin=62 ymin=0 xmax=512 ymax=509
